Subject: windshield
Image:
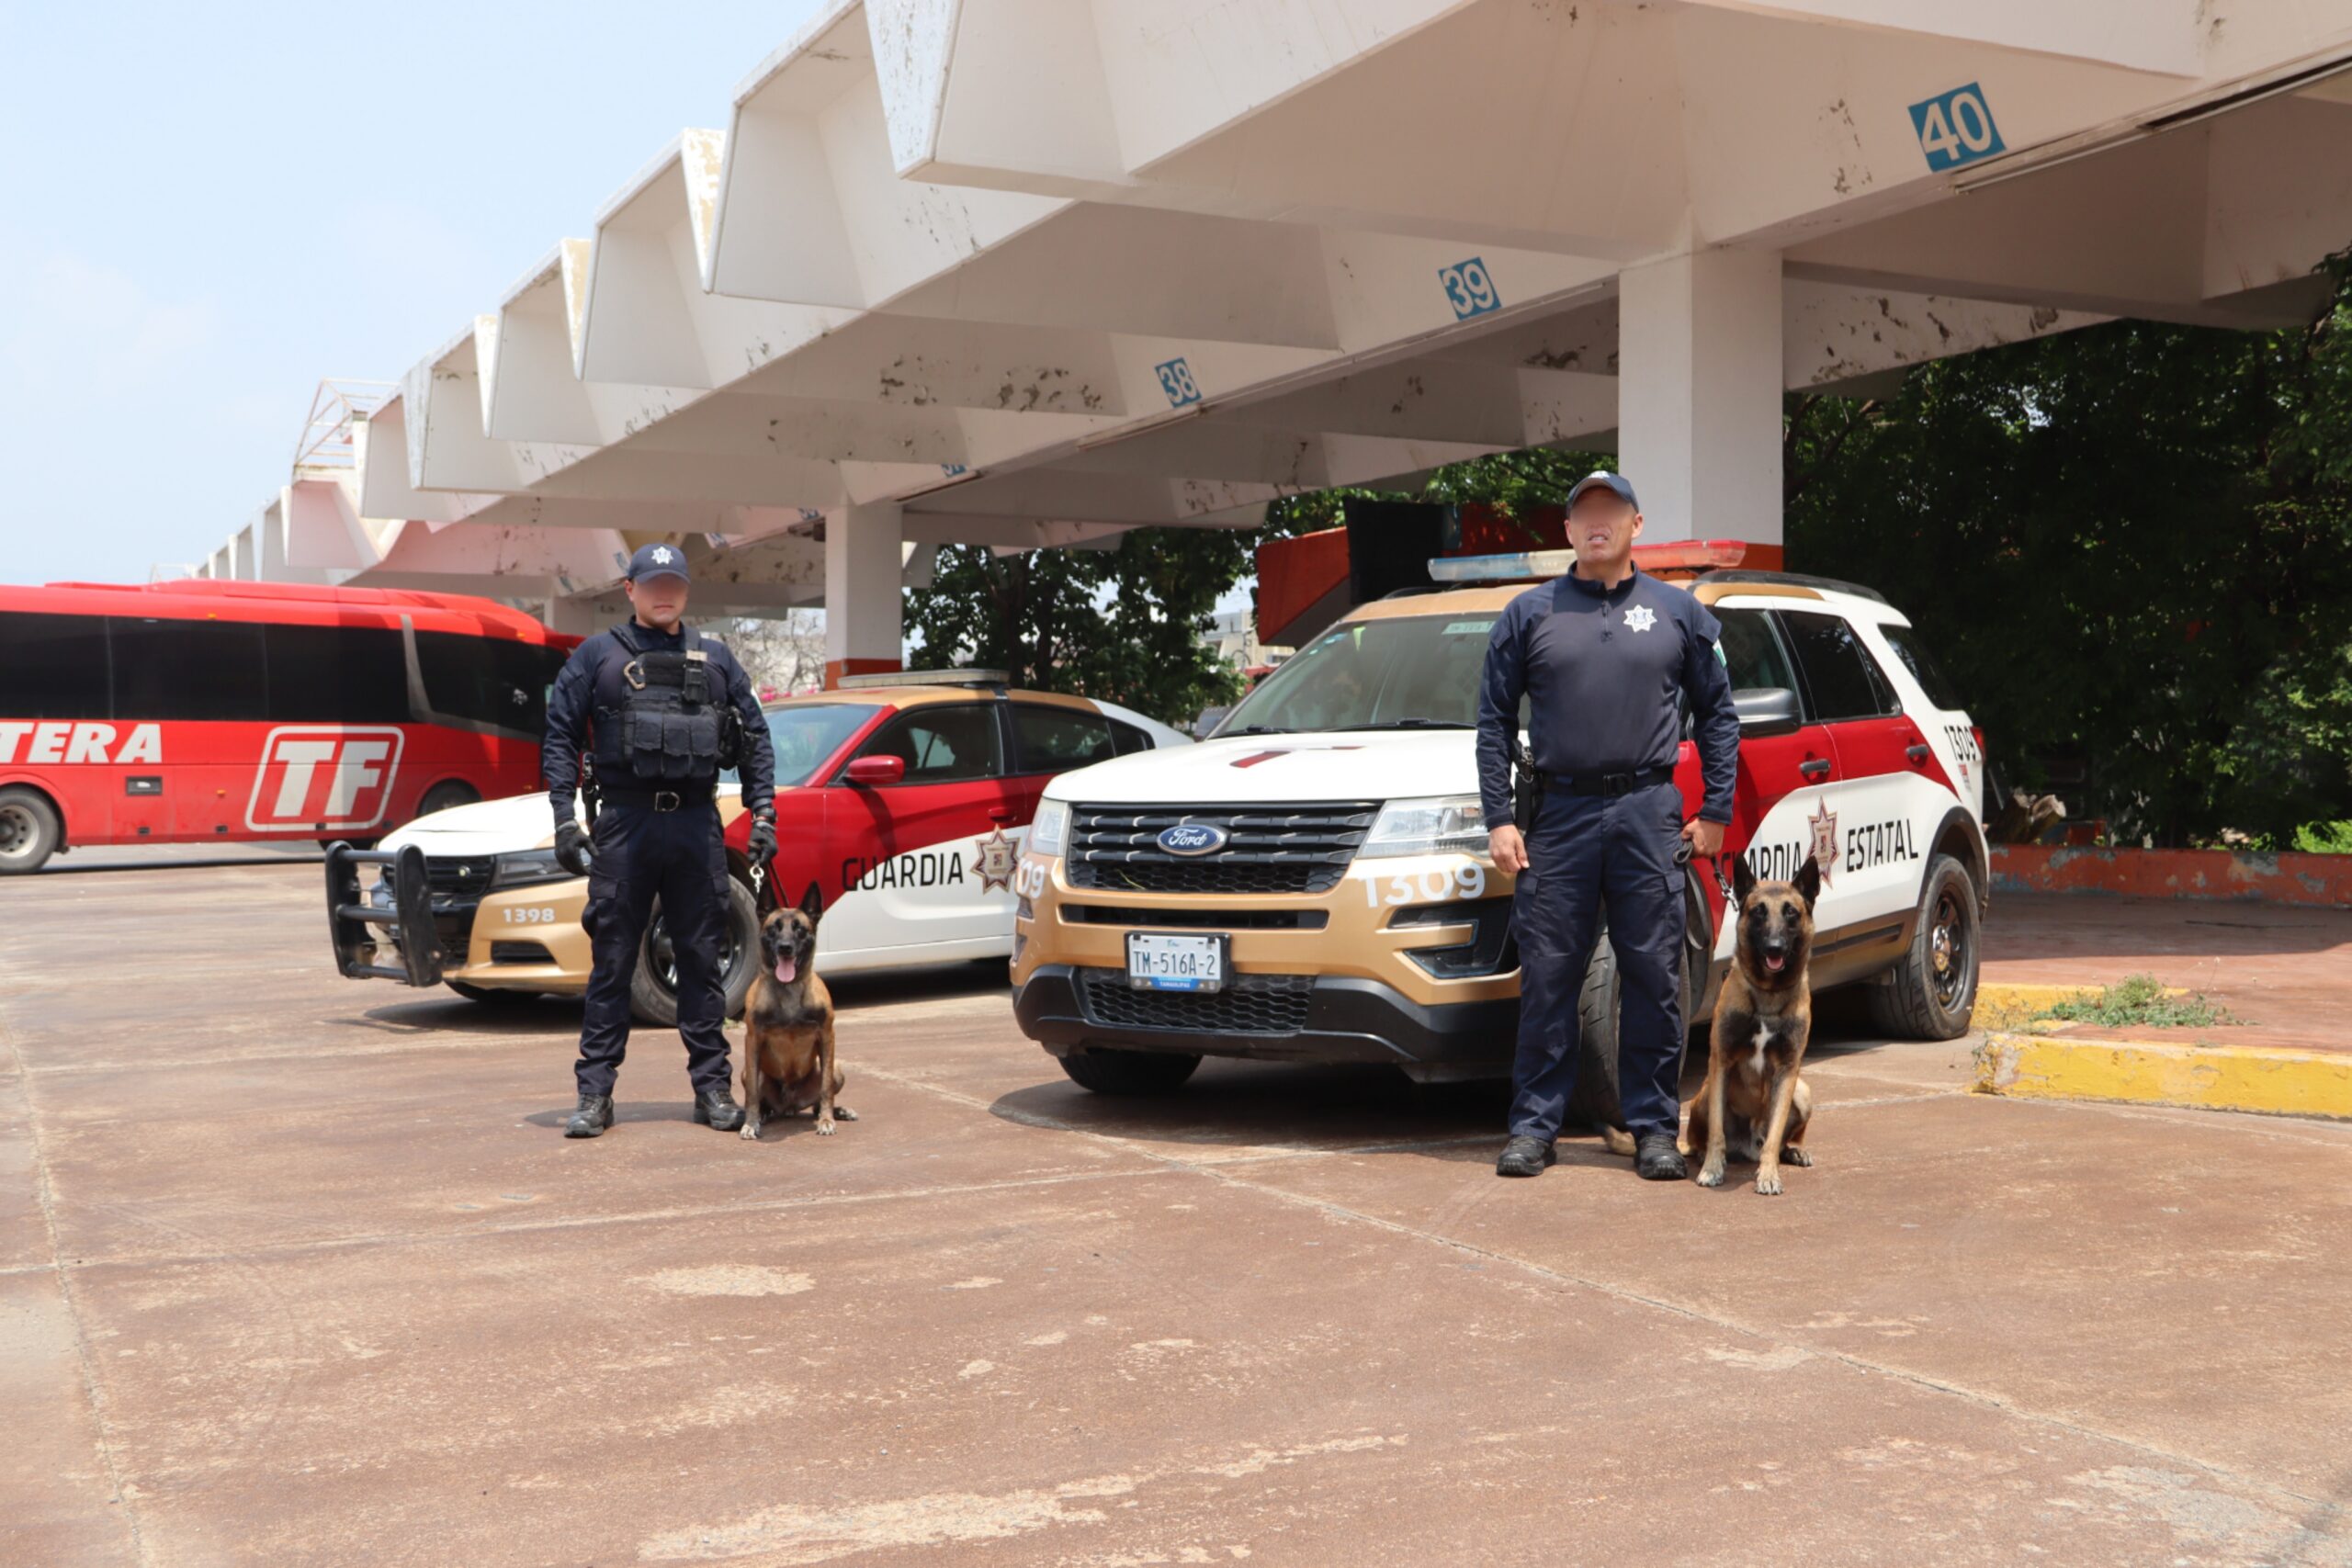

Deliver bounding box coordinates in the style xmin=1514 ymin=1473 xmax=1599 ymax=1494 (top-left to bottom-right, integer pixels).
xmin=1216 ymin=614 xmax=1524 ymax=736
xmin=722 ymin=702 xmax=881 ymax=788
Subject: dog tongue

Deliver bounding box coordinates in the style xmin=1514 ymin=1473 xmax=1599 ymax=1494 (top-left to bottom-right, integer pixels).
xmin=1765 ymin=953 xmax=1787 ymax=973
xmin=774 ymin=957 xmax=797 ymax=984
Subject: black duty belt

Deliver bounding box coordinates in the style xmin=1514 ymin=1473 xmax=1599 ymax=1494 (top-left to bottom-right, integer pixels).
xmin=1545 ymin=765 xmax=1677 ymax=797
xmin=598 ymin=784 xmax=718 ymax=812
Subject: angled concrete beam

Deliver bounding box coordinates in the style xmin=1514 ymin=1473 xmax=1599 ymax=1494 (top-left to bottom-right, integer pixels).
xmin=1677 ymin=0 xmax=2201 ymax=77
xmin=577 ymin=133 xmax=851 ymax=391
xmin=874 ymin=0 xmax=1471 ymax=190
xmin=1785 ymin=282 xmax=2103 ymax=389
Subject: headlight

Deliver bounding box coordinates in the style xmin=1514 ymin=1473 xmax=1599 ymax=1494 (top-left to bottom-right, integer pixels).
xmin=1029 ymin=798 xmax=1070 ymax=858
xmin=1357 ymin=795 xmax=1489 ymax=859
xmin=491 ymin=848 xmax=573 ymax=889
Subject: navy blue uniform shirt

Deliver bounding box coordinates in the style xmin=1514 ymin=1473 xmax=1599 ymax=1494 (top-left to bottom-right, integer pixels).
xmin=542 ymin=620 xmax=775 ymax=818
xmin=1475 ymin=567 xmax=1739 ymax=830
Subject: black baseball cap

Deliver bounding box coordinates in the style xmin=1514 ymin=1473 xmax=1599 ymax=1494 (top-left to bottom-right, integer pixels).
xmin=625 ymin=542 xmax=690 ymax=583
xmin=1566 ymin=470 xmax=1639 ymax=511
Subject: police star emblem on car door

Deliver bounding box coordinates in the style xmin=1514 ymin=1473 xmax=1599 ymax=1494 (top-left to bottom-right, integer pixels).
xmin=973 ymin=827 xmax=1019 ymax=893
xmin=1808 ymin=800 xmax=1838 ymax=885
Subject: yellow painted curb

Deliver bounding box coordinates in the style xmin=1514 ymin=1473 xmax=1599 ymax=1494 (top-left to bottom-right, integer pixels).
xmin=1972 ymin=1031 xmax=2352 ymax=1121
xmin=1971 ymin=981 xmax=2186 ymax=1032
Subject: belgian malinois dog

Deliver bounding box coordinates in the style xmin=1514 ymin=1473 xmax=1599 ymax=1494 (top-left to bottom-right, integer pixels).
xmin=738 ymin=890 xmax=853 ymax=1141
xmin=1687 ymin=854 xmax=1822 ymax=1195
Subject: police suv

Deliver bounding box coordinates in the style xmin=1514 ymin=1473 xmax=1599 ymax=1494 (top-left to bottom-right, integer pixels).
xmin=1011 ymin=558 xmax=1988 ymax=1120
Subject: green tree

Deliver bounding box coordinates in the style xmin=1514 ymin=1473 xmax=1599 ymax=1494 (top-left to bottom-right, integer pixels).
xmin=1783 ymin=254 xmax=2352 ymax=847
xmin=903 ymin=527 xmax=1261 ymax=726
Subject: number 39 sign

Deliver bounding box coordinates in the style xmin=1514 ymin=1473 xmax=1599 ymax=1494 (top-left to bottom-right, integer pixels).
xmin=1909 ymin=83 xmax=2005 ymax=173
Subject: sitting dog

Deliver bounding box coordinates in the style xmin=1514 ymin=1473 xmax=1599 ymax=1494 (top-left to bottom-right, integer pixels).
xmin=1687 ymin=854 xmax=1822 ymax=1195
xmin=738 ymin=890 xmax=854 ymax=1141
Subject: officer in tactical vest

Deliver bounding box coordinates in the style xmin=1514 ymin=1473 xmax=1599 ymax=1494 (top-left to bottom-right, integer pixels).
xmin=542 ymin=543 xmax=777 ymax=1138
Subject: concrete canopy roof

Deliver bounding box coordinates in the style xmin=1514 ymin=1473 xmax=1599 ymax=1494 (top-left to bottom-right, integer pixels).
xmin=203 ymin=0 xmax=2352 ymax=624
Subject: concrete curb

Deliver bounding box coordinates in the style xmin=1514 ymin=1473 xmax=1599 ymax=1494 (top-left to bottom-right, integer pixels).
xmin=1972 ymin=1031 xmax=2352 ymax=1121
xmin=1971 ymin=981 xmax=2184 ymax=1032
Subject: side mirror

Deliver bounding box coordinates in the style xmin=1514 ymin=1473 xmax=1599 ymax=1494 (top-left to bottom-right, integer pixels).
xmin=845 ymin=755 xmax=906 ymax=786
xmin=1733 ymin=687 xmax=1802 ymax=739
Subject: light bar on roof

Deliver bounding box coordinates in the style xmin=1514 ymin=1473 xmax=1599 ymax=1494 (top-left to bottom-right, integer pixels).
xmin=1427 ymin=550 xmax=1576 ymax=583
xmin=835 ymin=667 xmax=1009 ymax=690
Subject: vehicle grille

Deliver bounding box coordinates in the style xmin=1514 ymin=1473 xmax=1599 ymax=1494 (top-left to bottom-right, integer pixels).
xmin=420 ymin=857 xmax=492 ymax=961
xmin=424 ymin=858 xmax=494 ymax=898
xmin=1061 ymin=904 xmax=1329 ymax=931
xmin=1066 ymin=804 xmax=1377 ymax=896
xmin=1077 ymin=967 xmax=1313 ymax=1035
xmin=490 ymin=941 xmax=554 ymax=964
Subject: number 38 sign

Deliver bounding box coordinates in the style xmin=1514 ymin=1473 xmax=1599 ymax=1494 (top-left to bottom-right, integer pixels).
xmin=1908 ymin=83 xmax=2005 ymax=173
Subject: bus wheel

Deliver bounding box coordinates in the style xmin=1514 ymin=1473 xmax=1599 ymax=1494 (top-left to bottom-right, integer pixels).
xmin=0 ymin=787 xmax=61 ymax=875
xmin=416 ymin=781 xmax=481 ymax=821
xmin=631 ymin=879 xmax=760 ymax=1027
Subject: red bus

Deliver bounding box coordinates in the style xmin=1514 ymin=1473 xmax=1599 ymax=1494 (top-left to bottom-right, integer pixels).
xmin=0 ymin=580 xmax=577 ymax=874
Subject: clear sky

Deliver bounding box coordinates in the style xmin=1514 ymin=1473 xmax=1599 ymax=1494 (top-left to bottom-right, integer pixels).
xmin=0 ymin=0 xmax=827 ymax=585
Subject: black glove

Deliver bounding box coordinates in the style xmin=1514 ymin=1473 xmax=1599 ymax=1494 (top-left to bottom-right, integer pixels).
xmin=746 ymin=814 xmax=777 ymax=869
xmin=553 ymin=818 xmax=592 ymax=876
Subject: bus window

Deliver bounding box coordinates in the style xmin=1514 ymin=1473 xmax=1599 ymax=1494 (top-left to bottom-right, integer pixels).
xmin=265 ymin=624 xmax=409 ymax=724
xmin=413 ymin=631 xmax=563 ymax=737
xmin=108 ymin=618 xmax=267 ymax=722
xmin=0 ymin=613 xmax=111 ymax=719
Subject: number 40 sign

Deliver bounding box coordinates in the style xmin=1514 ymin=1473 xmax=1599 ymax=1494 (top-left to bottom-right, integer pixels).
xmin=1908 ymin=83 xmax=2005 ymax=173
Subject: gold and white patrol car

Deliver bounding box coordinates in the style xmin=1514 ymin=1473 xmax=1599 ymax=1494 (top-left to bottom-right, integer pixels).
xmin=356 ymin=675 xmax=1187 ymax=1024
xmin=1012 ymin=562 xmax=1990 ymax=1114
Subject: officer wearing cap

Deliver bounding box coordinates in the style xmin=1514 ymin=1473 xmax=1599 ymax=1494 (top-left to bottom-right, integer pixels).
xmin=542 ymin=543 xmax=778 ymax=1138
xmin=1476 ymin=471 xmax=1740 ymax=1180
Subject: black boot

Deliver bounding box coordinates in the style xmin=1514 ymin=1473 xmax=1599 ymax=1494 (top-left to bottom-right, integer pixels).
xmin=1495 ymin=1134 xmax=1556 ymax=1178
xmin=691 ymin=1088 xmax=745 ymax=1133
xmin=1634 ymin=1131 xmax=1688 ymax=1181
xmin=564 ymin=1094 xmax=614 ymax=1139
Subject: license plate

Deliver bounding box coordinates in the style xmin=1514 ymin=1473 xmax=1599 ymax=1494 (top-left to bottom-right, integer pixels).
xmin=1125 ymin=931 xmax=1225 ymax=992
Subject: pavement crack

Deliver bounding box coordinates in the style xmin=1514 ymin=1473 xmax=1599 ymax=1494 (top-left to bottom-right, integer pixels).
xmin=51 ymin=1166 xmax=1176 ymax=1276
xmin=0 ymin=1013 xmax=153 ymax=1566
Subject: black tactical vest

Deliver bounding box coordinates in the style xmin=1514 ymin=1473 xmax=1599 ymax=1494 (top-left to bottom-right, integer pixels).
xmin=593 ymin=625 xmax=727 ymax=782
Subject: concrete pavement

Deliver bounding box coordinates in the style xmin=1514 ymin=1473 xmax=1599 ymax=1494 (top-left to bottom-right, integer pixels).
xmin=4 ymin=863 xmax=2349 ymax=1566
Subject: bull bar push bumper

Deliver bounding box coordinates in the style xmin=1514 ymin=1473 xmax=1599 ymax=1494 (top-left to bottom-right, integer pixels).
xmin=324 ymin=840 xmax=442 ymax=987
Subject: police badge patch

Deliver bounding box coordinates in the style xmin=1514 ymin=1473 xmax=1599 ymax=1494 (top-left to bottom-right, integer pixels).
xmin=974 ymin=827 xmax=1019 ymax=893
xmin=1807 ymin=800 xmax=1838 ymax=885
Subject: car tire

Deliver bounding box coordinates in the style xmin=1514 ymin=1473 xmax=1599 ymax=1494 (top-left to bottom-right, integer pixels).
xmin=447 ymin=981 xmax=540 ymax=1006
xmin=1566 ymin=931 xmax=1625 ymax=1130
xmin=630 ymin=878 xmax=760 ymax=1027
xmin=0 ymin=787 xmax=62 ymax=875
xmin=1057 ymin=1047 xmax=1202 ymax=1096
xmin=1866 ymin=852 xmax=1981 ymax=1040
xmin=1564 ymin=908 xmax=1710 ymax=1133
xmin=415 ymin=781 xmax=481 ymax=820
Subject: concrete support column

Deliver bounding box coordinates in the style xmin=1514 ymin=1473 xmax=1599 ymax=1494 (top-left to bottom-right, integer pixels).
xmin=1617 ymin=248 xmax=1785 ymax=569
xmin=823 ymin=502 xmax=905 ymax=688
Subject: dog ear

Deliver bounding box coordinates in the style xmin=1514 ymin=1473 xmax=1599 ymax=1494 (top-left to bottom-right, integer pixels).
xmin=798 ymin=882 xmax=824 ymax=926
xmin=1792 ymin=857 xmax=1822 ymax=912
xmin=1732 ymin=852 xmax=1758 ymax=908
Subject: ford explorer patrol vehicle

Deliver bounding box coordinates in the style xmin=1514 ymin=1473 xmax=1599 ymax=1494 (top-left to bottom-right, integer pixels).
xmin=332 ymin=676 xmax=1185 ymax=1022
xmin=1010 ymin=555 xmax=1988 ymax=1122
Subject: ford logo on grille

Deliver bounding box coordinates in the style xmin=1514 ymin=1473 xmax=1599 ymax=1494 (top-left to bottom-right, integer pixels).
xmin=1157 ymin=822 xmax=1228 ymax=857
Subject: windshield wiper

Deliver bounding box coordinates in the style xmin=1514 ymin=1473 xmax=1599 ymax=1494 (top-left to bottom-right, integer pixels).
xmin=1325 ymin=719 xmax=1474 ymax=731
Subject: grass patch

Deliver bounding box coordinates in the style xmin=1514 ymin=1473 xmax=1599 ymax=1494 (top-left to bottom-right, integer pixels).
xmin=2034 ymin=974 xmax=2239 ymax=1030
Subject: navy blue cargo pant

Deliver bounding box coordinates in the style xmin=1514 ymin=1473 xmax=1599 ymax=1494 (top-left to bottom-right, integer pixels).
xmin=574 ymin=802 xmax=732 ymax=1099
xmin=1509 ymin=780 xmax=1688 ymax=1144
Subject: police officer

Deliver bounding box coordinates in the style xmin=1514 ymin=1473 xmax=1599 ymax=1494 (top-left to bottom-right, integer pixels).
xmin=1476 ymin=472 xmax=1740 ymax=1180
xmin=543 ymin=543 xmax=778 ymax=1138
